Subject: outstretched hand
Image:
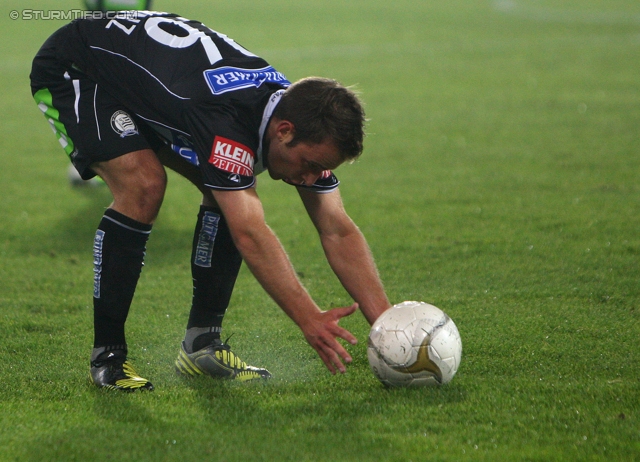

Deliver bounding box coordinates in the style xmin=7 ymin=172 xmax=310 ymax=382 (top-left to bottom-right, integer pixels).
xmin=300 ymin=303 xmax=359 ymax=374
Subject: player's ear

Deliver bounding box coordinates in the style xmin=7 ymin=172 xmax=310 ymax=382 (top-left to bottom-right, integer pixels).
xmin=275 ymin=119 xmax=295 ymax=144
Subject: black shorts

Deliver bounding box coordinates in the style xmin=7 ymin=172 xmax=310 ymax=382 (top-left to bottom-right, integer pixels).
xmin=30 ymin=26 xmax=162 ymax=180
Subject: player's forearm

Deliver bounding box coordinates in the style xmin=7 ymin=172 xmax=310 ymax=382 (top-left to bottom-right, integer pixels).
xmin=297 ymin=188 xmax=390 ymax=323
xmin=213 ymin=188 xmax=323 ymax=328
xmin=321 ymin=227 xmax=390 ymax=324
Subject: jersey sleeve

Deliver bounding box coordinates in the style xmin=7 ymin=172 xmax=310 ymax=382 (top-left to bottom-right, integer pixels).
xmin=204 ymin=134 xmax=257 ymax=189
xmin=185 ymin=103 xmax=259 ymax=190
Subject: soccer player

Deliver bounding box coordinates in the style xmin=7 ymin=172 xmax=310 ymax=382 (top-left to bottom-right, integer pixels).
xmin=31 ymin=11 xmax=390 ymax=391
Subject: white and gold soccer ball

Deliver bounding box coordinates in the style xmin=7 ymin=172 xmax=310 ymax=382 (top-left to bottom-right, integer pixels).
xmin=368 ymin=301 xmax=462 ymax=387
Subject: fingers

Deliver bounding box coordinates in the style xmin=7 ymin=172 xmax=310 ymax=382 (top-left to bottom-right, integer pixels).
xmin=327 ymin=303 xmax=358 ymax=345
xmin=332 ymin=302 xmax=358 ymax=320
xmin=313 ymin=303 xmax=360 ymax=374
xmin=315 ymin=346 xmax=337 ymax=375
xmin=316 ymin=337 xmax=349 ymax=374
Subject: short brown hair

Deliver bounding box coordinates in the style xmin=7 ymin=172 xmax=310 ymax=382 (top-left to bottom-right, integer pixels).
xmin=273 ymin=77 xmax=365 ymax=160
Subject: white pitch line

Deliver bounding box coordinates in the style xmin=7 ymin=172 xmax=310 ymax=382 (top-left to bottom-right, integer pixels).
xmin=493 ymin=0 xmax=640 ymax=25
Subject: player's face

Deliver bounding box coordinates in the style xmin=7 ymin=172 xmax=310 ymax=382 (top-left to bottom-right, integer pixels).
xmin=267 ymin=125 xmax=343 ymax=186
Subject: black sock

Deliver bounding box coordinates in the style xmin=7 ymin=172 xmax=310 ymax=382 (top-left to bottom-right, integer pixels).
xmin=93 ymin=208 xmax=152 ymax=348
xmin=187 ymin=206 xmax=242 ymax=331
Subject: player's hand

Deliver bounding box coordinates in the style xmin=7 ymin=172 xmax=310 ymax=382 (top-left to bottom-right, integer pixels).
xmin=301 ymin=303 xmax=359 ymax=374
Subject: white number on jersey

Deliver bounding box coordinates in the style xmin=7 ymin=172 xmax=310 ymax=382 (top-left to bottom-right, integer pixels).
xmin=106 ymin=12 xmax=256 ymax=65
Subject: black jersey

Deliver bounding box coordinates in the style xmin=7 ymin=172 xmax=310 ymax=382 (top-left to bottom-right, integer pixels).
xmin=53 ymin=11 xmax=339 ymax=191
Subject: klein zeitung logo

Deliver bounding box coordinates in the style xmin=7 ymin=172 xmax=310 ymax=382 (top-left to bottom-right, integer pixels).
xmin=208 ymin=136 xmax=254 ymax=177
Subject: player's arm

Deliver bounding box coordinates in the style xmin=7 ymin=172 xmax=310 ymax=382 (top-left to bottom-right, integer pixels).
xmin=297 ymin=187 xmax=391 ymax=325
xmin=212 ymin=187 xmax=358 ymax=374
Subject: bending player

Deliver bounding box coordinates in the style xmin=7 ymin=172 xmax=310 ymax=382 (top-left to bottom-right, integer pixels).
xmin=31 ymin=11 xmax=390 ymax=391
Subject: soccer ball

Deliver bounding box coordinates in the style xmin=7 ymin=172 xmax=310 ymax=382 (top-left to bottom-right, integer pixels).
xmin=368 ymin=301 xmax=462 ymax=387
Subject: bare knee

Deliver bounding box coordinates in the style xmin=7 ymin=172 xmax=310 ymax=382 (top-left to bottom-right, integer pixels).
xmin=128 ymin=167 xmax=167 ymax=222
xmin=92 ymin=149 xmax=168 ymax=224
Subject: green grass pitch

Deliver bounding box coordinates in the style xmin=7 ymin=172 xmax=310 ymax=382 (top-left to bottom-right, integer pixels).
xmin=1 ymin=0 xmax=639 ymax=460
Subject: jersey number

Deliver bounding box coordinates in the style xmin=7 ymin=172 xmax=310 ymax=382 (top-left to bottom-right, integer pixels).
xmin=106 ymin=13 xmax=256 ymax=65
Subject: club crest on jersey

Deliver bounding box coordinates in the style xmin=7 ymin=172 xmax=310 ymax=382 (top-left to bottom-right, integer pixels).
xmin=110 ymin=111 xmax=138 ymax=137
xmin=209 ymin=136 xmax=254 ymax=177
xmin=203 ymin=66 xmax=290 ymax=95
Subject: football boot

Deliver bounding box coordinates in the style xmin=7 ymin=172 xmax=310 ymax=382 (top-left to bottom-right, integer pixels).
xmin=175 ymin=338 xmax=271 ymax=382
xmin=90 ymin=349 xmax=154 ymax=391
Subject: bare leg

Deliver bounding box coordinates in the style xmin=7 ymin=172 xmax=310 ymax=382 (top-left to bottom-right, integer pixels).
xmin=89 ymin=149 xmax=167 ymax=352
xmin=154 ymin=145 xmax=217 ymax=208
xmin=92 ymin=148 xmax=167 ymax=224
